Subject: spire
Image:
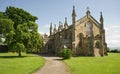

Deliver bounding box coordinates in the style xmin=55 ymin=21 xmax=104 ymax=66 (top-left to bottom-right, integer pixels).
xmin=50 ymin=22 xmax=52 ymax=29
xmin=53 ymin=24 xmax=56 ymax=34
xmin=100 ymin=12 xmax=104 ymax=24
xmin=58 ymin=21 xmax=61 ymax=32
xmin=100 ymin=12 xmax=104 ymax=29
xmin=72 ymin=6 xmax=76 ymax=17
xmin=86 ymin=7 xmax=90 ymax=15
xmin=64 ymin=17 xmax=68 ymax=29
xmin=72 ymin=6 xmax=76 ymax=25
xmin=50 ymin=22 xmax=52 ymax=36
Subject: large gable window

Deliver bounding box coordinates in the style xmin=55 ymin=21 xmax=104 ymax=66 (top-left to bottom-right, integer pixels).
xmin=86 ymin=22 xmax=93 ymax=37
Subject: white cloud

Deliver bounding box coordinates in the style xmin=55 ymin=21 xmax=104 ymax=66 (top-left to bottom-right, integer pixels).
xmin=105 ymin=25 xmax=120 ymax=47
xmin=38 ymin=30 xmax=49 ymax=35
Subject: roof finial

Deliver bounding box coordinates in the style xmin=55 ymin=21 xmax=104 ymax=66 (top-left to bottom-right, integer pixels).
xmin=87 ymin=6 xmax=89 ymax=11
xmin=86 ymin=6 xmax=90 ymax=15
xmin=73 ymin=5 xmax=75 ymax=9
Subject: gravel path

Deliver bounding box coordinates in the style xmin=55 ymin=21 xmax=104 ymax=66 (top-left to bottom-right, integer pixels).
xmin=33 ymin=56 xmax=70 ymax=74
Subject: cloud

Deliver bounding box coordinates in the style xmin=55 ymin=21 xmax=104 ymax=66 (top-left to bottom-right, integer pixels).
xmin=38 ymin=24 xmax=50 ymax=35
xmin=38 ymin=30 xmax=49 ymax=35
xmin=105 ymin=25 xmax=120 ymax=47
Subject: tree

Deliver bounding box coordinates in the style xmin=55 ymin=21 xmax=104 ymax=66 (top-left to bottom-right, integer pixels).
xmin=10 ymin=42 xmax=25 ymax=56
xmin=2 ymin=6 xmax=43 ymax=56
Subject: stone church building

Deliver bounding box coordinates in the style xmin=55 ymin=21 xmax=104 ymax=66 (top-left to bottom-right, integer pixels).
xmin=42 ymin=6 xmax=107 ymax=56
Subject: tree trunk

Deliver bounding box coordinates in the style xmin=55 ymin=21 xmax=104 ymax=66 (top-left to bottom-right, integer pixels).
xmin=18 ymin=50 xmax=21 ymax=57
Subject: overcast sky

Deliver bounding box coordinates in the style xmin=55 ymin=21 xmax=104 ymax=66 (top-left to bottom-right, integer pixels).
xmin=0 ymin=0 xmax=120 ymax=48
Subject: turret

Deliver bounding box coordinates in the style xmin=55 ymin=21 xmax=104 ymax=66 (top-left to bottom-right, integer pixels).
xmin=72 ymin=6 xmax=77 ymax=55
xmin=50 ymin=22 xmax=52 ymax=36
xmin=64 ymin=17 xmax=68 ymax=29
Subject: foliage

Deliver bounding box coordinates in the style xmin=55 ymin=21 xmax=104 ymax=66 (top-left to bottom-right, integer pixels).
xmin=0 ymin=53 xmax=45 ymax=74
xmin=0 ymin=12 xmax=8 ymax=18
xmin=110 ymin=49 xmax=119 ymax=53
xmin=0 ymin=18 xmax=14 ymax=34
xmin=5 ymin=6 xmax=37 ymax=29
xmin=64 ymin=53 xmax=120 ymax=74
xmin=0 ymin=37 xmax=2 ymax=42
xmin=58 ymin=48 xmax=72 ymax=59
xmin=10 ymin=42 xmax=25 ymax=56
xmin=0 ymin=6 xmax=43 ymax=56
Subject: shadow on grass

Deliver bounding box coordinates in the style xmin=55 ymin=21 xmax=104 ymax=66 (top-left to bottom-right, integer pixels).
xmin=0 ymin=56 xmax=28 ymax=58
xmin=0 ymin=55 xmax=39 ymax=59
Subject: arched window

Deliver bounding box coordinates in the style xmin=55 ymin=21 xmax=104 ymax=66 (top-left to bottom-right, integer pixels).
xmin=95 ymin=41 xmax=101 ymax=49
xmin=86 ymin=22 xmax=92 ymax=37
xmin=79 ymin=33 xmax=84 ymax=47
xmin=64 ymin=31 xmax=67 ymax=39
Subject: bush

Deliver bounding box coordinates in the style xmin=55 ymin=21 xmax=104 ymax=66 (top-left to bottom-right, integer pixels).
xmin=58 ymin=48 xmax=72 ymax=59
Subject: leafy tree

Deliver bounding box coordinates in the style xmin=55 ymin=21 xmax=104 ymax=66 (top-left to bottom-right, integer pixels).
xmin=0 ymin=6 xmax=42 ymax=56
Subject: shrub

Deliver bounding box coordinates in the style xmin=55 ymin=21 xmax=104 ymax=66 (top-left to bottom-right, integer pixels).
xmin=58 ymin=48 xmax=72 ymax=59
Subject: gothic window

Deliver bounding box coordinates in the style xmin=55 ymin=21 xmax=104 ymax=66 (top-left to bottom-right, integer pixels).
xmin=95 ymin=41 xmax=101 ymax=49
xmin=64 ymin=31 xmax=67 ymax=39
xmin=79 ymin=33 xmax=83 ymax=47
xmin=86 ymin=22 xmax=92 ymax=37
xmin=48 ymin=44 xmax=52 ymax=49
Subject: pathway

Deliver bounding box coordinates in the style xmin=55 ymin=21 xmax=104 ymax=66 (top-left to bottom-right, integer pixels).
xmin=33 ymin=55 xmax=70 ymax=74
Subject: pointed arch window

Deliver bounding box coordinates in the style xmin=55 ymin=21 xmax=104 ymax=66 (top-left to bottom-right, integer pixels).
xmin=79 ymin=33 xmax=84 ymax=47
xmin=86 ymin=22 xmax=93 ymax=37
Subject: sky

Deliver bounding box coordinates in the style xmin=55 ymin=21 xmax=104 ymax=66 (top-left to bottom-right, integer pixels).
xmin=0 ymin=0 xmax=120 ymax=48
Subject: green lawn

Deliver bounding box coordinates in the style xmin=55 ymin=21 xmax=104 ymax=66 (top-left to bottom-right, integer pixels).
xmin=0 ymin=53 xmax=45 ymax=74
xmin=64 ymin=53 xmax=120 ymax=74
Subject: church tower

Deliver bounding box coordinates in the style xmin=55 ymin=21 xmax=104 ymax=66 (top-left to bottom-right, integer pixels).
xmin=72 ymin=6 xmax=76 ymax=41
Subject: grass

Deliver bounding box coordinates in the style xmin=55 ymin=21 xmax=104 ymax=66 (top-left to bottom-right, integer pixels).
xmin=64 ymin=53 xmax=120 ymax=74
xmin=0 ymin=53 xmax=45 ymax=74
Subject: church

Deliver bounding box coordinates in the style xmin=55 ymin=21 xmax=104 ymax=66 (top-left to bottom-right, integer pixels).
xmin=42 ymin=6 xmax=107 ymax=56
